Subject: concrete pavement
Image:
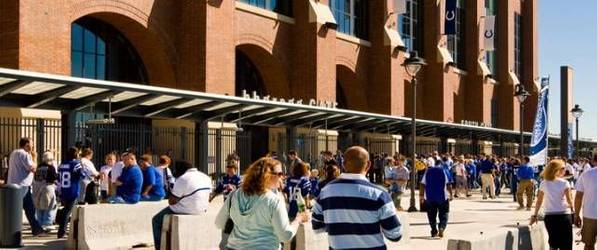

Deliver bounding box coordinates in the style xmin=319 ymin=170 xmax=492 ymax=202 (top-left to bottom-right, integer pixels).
xmin=9 ymin=189 xmax=587 ymax=250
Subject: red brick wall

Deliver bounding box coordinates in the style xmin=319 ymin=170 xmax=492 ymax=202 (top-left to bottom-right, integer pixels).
xmin=0 ymin=0 xmax=19 ymax=69
xmin=3 ymin=0 xmax=537 ymax=131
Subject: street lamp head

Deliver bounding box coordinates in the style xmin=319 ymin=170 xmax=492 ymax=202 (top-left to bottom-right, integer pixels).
xmin=571 ymin=104 xmax=584 ymax=119
xmin=403 ymin=51 xmax=426 ymax=78
xmin=514 ymin=83 xmax=530 ymax=103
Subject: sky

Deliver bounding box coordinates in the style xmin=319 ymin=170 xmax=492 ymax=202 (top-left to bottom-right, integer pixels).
xmin=540 ymin=1 xmax=596 ymax=140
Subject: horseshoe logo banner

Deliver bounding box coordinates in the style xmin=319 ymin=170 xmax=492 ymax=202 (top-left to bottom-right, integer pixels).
xmin=445 ymin=0 xmax=457 ymax=34
xmin=484 ymin=15 xmax=496 ymax=50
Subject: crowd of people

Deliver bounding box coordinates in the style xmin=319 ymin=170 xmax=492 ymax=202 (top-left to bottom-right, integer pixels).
xmin=6 ymin=136 xmax=597 ymax=250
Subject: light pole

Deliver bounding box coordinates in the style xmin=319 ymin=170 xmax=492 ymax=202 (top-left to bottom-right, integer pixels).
xmin=570 ymin=104 xmax=584 ymax=158
xmin=403 ymin=51 xmax=426 ymax=213
xmin=514 ymin=83 xmax=530 ymax=156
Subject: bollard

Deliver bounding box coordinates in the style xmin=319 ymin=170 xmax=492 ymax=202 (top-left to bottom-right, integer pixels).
xmin=0 ymin=184 xmax=23 ymax=247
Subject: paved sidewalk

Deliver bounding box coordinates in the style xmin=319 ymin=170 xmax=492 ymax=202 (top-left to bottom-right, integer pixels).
xmin=8 ymin=189 xmax=587 ymax=250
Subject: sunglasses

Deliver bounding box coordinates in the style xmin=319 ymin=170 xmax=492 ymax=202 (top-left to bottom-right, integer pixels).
xmin=273 ymin=172 xmax=284 ymax=176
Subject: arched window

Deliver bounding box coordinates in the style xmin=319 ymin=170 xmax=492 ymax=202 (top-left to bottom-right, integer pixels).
xmin=71 ymin=17 xmax=148 ymax=84
xmin=235 ymin=49 xmax=267 ymax=97
xmin=336 ymin=81 xmax=348 ymax=109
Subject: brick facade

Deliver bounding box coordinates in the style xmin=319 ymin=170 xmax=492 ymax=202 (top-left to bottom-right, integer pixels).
xmin=0 ymin=0 xmax=538 ymax=132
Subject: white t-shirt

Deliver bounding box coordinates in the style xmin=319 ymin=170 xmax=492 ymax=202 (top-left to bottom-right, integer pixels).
xmin=169 ymin=168 xmax=211 ymax=214
xmin=99 ymin=165 xmax=112 ymax=191
xmin=575 ymin=168 xmax=597 ymax=219
xmin=80 ymin=158 xmax=99 ymax=181
xmin=565 ymin=163 xmax=576 ymax=179
xmin=539 ymin=178 xmax=571 ymax=214
xmin=110 ymin=161 xmax=124 ymax=183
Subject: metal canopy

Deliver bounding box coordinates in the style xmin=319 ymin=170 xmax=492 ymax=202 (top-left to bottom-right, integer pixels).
xmin=0 ymin=67 xmax=585 ymax=144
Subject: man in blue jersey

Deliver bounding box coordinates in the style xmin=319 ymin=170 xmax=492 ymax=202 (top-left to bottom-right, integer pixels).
xmin=420 ymin=161 xmax=452 ymax=238
xmin=139 ymin=154 xmax=165 ymax=201
xmin=312 ymin=146 xmax=402 ymax=250
xmin=57 ymin=147 xmax=83 ymax=238
xmin=108 ymin=153 xmax=143 ymax=204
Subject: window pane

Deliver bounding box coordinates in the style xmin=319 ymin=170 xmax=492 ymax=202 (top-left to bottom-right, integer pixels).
xmin=84 ymin=29 xmax=96 ymax=53
xmin=71 ymin=24 xmax=83 ymax=51
xmin=97 ymin=55 xmax=106 ymax=80
xmin=83 ymin=53 xmax=96 ymax=79
xmin=97 ymin=38 xmax=106 ymax=55
xmin=71 ymin=51 xmax=83 ymax=77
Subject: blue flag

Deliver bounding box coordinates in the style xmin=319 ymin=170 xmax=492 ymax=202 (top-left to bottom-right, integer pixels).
xmin=568 ymin=124 xmax=574 ymax=158
xmin=445 ymin=0 xmax=457 ymax=35
xmin=530 ymin=77 xmax=549 ymax=166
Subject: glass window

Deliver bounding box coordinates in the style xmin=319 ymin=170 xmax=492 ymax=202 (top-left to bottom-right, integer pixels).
xmin=399 ymin=0 xmax=422 ymax=54
xmin=71 ymin=51 xmax=83 ymax=77
xmin=491 ymin=98 xmax=498 ymax=127
xmin=238 ymin=0 xmax=293 ymax=16
xmin=71 ymin=17 xmax=148 ymax=84
xmin=485 ymin=0 xmax=496 ymax=74
xmin=447 ymin=0 xmax=465 ymax=69
xmin=331 ymin=0 xmax=369 ymax=40
xmin=514 ymin=13 xmax=522 ymax=78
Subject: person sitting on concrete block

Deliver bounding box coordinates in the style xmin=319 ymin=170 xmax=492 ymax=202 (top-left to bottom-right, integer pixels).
xmin=108 ymin=153 xmax=143 ymax=204
xmin=139 ymin=154 xmax=165 ymax=202
xmin=152 ymin=161 xmax=211 ymax=249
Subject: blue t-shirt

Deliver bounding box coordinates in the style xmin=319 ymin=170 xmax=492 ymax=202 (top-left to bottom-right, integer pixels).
xmin=284 ymin=176 xmax=311 ymax=198
xmin=58 ymin=160 xmax=83 ymax=201
xmin=117 ymin=165 xmax=143 ymax=204
xmin=422 ymin=167 xmax=449 ymax=203
xmin=142 ymin=166 xmax=165 ymax=198
xmin=517 ymin=164 xmax=535 ymax=180
xmin=480 ymin=159 xmax=495 ymax=174
xmin=309 ymin=178 xmax=319 ymax=197
xmin=216 ymin=174 xmax=241 ymax=200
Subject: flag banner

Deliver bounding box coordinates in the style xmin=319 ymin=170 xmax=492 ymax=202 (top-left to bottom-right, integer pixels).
xmin=529 ymin=77 xmax=550 ymax=166
xmin=394 ymin=0 xmax=407 ymax=15
xmin=445 ymin=0 xmax=457 ymax=35
xmin=484 ymin=15 xmax=496 ymax=51
xmin=568 ymin=123 xmax=574 ymax=159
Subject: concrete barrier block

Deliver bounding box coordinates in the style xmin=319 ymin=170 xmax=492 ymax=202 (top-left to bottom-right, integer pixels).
xmin=517 ymin=223 xmax=546 ymax=250
xmin=72 ymin=201 xmax=168 ymax=250
xmin=447 ymin=229 xmax=518 ymax=250
xmin=447 ymin=222 xmax=548 ymax=250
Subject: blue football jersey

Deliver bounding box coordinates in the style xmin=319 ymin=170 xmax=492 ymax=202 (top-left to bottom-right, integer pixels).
xmin=58 ymin=160 xmax=83 ymax=201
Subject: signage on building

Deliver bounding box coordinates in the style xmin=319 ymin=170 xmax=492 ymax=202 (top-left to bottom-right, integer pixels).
xmin=460 ymin=120 xmax=493 ymax=128
xmin=241 ymin=90 xmax=338 ymax=109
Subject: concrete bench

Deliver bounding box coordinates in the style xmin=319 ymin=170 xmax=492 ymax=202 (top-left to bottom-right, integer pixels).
xmin=283 ymin=212 xmax=411 ymax=250
xmin=66 ymin=201 xmax=169 ymax=250
xmin=159 ymin=209 xmax=410 ymax=250
xmin=447 ymin=222 xmax=547 ymax=250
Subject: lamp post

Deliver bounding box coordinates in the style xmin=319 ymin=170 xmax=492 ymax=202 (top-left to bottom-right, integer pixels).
xmin=570 ymin=104 xmax=584 ymax=158
xmin=514 ymin=83 xmax=530 ymax=156
xmin=403 ymin=51 xmax=426 ymax=213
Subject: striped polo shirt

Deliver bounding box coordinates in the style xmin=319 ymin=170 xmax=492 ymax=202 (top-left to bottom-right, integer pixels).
xmin=312 ymin=173 xmax=402 ymax=250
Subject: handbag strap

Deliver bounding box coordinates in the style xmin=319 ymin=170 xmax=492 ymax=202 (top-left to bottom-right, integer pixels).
xmin=179 ymin=187 xmax=211 ymax=200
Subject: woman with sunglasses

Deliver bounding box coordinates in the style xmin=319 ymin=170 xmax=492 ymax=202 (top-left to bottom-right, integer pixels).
xmin=530 ymin=159 xmax=574 ymax=250
xmin=215 ymin=157 xmax=309 ymax=250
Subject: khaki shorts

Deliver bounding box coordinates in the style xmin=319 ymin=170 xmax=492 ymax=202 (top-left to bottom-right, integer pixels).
xmin=582 ymin=217 xmax=597 ymax=246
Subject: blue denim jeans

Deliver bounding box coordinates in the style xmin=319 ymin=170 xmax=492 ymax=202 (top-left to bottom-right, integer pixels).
xmin=36 ymin=209 xmax=53 ymax=228
xmin=107 ymin=195 xmax=127 ymax=204
xmin=57 ymin=199 xmax=76 ymax=237
xmin=425 ymin=200 xmax=450 ymax=233
xmin=141 ymin=194 xmax=164 ymax=202
xmin=152 ymin=207 xmax=174 ymax=250
xmin=21 ymin=186 xmax=43 ymax=234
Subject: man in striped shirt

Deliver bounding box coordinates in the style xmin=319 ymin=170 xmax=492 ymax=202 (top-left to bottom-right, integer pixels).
xmin=312 ymin=146 xmax=403 ymax=250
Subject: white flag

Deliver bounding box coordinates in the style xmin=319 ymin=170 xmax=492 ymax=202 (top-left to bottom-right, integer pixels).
xmin=484 ymin=15 xmax=496 ymax=51
xmin=394 ymin=0 xmax=407 ymax=15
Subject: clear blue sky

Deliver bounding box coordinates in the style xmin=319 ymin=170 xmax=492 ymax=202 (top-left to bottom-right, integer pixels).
xmin=540 ymin=0 xmax=595 ymax=140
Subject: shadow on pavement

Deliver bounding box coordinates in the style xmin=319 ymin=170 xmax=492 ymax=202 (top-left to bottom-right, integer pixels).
xmin=410 ymin=221 xmax=476 ymax=226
